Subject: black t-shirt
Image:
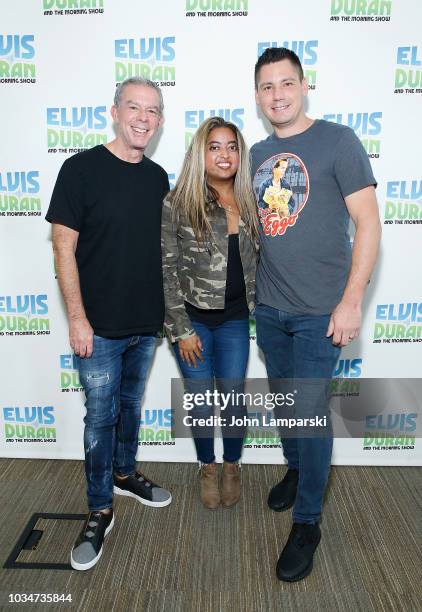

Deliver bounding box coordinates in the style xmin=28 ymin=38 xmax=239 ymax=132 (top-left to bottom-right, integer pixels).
xmin=46 ymin=145 xmax=169 ymax=337
xmin=185 ymin=233 xmax=249 ymax=327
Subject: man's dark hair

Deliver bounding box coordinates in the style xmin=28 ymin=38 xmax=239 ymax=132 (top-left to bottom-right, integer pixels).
xmin=274 ymin=158 xmax=289 ymax=168
xmin=254 ymin=47 xmax=304 ymax=88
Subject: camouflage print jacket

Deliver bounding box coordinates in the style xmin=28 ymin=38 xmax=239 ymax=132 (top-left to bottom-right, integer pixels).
xmin=161 ymin=195 xmax=258 ymax=342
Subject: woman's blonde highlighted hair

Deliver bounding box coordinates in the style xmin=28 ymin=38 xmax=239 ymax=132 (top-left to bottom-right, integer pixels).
xmin=169 ymin=116 xmax=259 ymax=242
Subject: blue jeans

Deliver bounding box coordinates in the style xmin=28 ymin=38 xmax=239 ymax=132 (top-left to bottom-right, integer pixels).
xmin=77 ymin=334 xmax=156 ymax=511
xmin=173 ymin=319 xmax=250 ymax=464
xmin=255 ymin=303 xmax=341 ymax=524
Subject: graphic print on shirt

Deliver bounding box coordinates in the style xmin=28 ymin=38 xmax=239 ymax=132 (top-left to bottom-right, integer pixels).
xmin=253 ymin=153 xmax=309 ymax=237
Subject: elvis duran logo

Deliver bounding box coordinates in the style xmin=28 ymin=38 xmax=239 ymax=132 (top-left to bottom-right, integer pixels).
xmin=373 ymin=303 xmax=422 ymax=344
xmin=3 ymin=406 xmax=56 ymax=443
xmin=168 ymin=173 xmax=176 ymax=190
xmin=334 ymin=358 xmax=362 ymax=378
xmin=384 ymin=179 xmax=422 ymax=225
xmin=394 ymin=46 xmax=422 ymax=94
xmin=0 ymin=295 xmax=50 ymax=336
xmin=186 ymin=0 xmax=248 ymax=17
xmin=0 ymin=35 xmax=36 ymax=84
xmin=60 ymin=354 xmax=82 ymax=393
xmin=257 ymin=41 xmax=318 ymax=90
xmin=330 ymin=0 xmax=391 ymax=21
xmin=253 ymin=153 xmax=309 ymax=237
xmin=0 ymin=171 xmax=41 ymax=218
xmin=249 ymin=317 xmax=256 ymax=340
xmin=43 ymin=0 xmax=104 ymax=15
xmin=115 ymin=37 xmax=176 ymax=86
xmin=331 ymin=358 xmax=362 ymax=398
xmin=243 ymin=421 xmax=282 ymax=449
xmin=139 ymin=409 xmax=175 ymax=445
xmin=185 ymin=108 xmax=244 ymax=150
xmin=47 ymin=106 xmax=108 ymax=153
xmin=323 ymin=112 xmax=382 ymax=158
xmin=363 ymin=412 xmax=416 ymax=451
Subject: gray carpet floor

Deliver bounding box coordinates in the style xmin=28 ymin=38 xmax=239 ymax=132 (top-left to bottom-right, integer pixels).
xmin=0 ymin=460 xmax=421 ymax=611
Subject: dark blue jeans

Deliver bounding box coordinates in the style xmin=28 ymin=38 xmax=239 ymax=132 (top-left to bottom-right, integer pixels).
xmin=173 ymin=319 xmax=250 ymax=464
xmin=255 ymin=303 xmax=341 ymax=524
xmin=77 ymin=334 xmax=156 ymax=511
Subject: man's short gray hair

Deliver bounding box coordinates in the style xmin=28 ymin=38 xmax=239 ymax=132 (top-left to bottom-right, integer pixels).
xmin=114 ymin=78 xmax=164 ymax=113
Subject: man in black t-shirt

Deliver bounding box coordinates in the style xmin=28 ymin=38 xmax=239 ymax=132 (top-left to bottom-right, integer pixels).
xmin=46 ymin=77 xmax=172 ymax=571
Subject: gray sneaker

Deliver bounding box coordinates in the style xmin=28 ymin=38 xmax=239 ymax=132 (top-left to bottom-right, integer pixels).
xmin=113 ymin=471 xmax=172 ymax=507
xmin=70 ymin=510 xmax=114 ymax=571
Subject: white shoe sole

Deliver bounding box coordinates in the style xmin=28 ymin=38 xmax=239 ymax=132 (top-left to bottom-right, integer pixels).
xmin=113 ymin=485 xmax=172 ymax=508
xmin=70 ymin=514 xmax=115 ymax=571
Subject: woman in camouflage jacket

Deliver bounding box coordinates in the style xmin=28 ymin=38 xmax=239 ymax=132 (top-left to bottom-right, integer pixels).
xmin=161 ymin=117 xmax=259 ymax=509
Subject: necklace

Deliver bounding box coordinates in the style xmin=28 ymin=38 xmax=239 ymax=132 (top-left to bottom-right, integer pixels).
xmin=218 ymin=201 xmax=236 ymax=214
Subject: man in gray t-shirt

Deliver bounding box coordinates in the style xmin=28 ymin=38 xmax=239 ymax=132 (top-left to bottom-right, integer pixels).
xmin=252 ymin=48 xmax=381 ymax=583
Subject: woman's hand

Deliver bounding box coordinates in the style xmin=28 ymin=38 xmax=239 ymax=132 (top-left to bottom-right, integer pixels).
xmin=178 ymin=334 xmax=203 ymax=368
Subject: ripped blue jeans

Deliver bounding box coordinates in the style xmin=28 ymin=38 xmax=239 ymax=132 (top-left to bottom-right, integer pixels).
xmin=76 ymin=334 xmax=156 ymax=511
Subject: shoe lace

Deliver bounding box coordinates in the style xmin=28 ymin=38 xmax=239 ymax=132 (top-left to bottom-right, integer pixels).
xmin=135 ymin=471 xmax=152 ymax=488
xmin=84 ymin=512 xmax=102 ymax=539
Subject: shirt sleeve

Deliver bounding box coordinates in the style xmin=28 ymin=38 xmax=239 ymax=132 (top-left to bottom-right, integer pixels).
xmin=333 ymin=128 xmax=377 ymax=199
xmin=161 ymin=197 xmax=195 ymax=343
xmin=45 ymin=157 xmax=86 ymax=231
xmin=162 ymin=170 xmax=170 ymax=198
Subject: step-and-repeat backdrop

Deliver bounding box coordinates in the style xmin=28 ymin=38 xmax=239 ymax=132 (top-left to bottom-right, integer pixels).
xmin=1 ymin=1 xmax=421 ymax=465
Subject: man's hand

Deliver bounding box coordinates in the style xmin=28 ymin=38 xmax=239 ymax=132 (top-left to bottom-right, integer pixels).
xmin=70 ymin=317 xmax=94 ymax=358
xmin=178 ymin=334 xmax=203 ymax=368
xmin=326 ymin=300 xmax=361 ymax=347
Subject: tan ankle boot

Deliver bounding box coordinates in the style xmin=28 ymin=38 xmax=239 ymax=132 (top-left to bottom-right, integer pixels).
xmin=199 ymin=463 xmax=220 ymax=509
xmin=220 ymin=461 xmax=241 ymax=507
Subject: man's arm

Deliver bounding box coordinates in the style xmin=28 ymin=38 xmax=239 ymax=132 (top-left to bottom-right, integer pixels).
xmin=326 ymin=185 xmax=381 ymax=347
xmin=52 ymin=223 xmax=93 ymax=358
xmin=258 ymin=179 xmax=269 ymax=208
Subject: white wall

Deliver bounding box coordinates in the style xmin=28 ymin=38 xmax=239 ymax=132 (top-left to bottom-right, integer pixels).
xmin=1 ymin=0 xmax=420 ymax=465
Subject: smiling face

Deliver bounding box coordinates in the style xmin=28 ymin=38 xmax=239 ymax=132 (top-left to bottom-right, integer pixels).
xmin=204 ymin=127 xmax=240 ymax=185
xmin=255 ymin=59 xmax=309 ymax=136
xmin=111 ymin=83 xmax=162 ymax=155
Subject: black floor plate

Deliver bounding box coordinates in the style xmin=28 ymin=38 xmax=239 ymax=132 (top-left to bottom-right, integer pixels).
xmin=4 ymin=513 xmax=85 ymax=570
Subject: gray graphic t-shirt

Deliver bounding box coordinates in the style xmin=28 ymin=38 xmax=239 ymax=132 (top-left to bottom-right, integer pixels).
xmin=250 ymin=120 xmax=376 ymax=315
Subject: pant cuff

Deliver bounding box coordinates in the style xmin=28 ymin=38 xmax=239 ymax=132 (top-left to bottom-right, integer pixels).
xmin=88 ymin=505 xmax=113 ymax=512
xmin=292 ymin=515 xmax=320 ymax=524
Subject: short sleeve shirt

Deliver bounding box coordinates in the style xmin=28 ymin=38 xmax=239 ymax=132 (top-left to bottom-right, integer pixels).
xmin=46 ymin=145 xmax=169 ymax=336
xmin=250 ymin=120 xmax=377 ymax=315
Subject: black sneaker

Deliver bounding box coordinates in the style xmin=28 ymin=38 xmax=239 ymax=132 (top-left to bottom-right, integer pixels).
xmin=276 ymin=522 xmax=321 ymax=582
xmin=113 ymin=471 xmax=172 ymax=508
xmin=70 ymin=510 xmax=114 ymax=571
